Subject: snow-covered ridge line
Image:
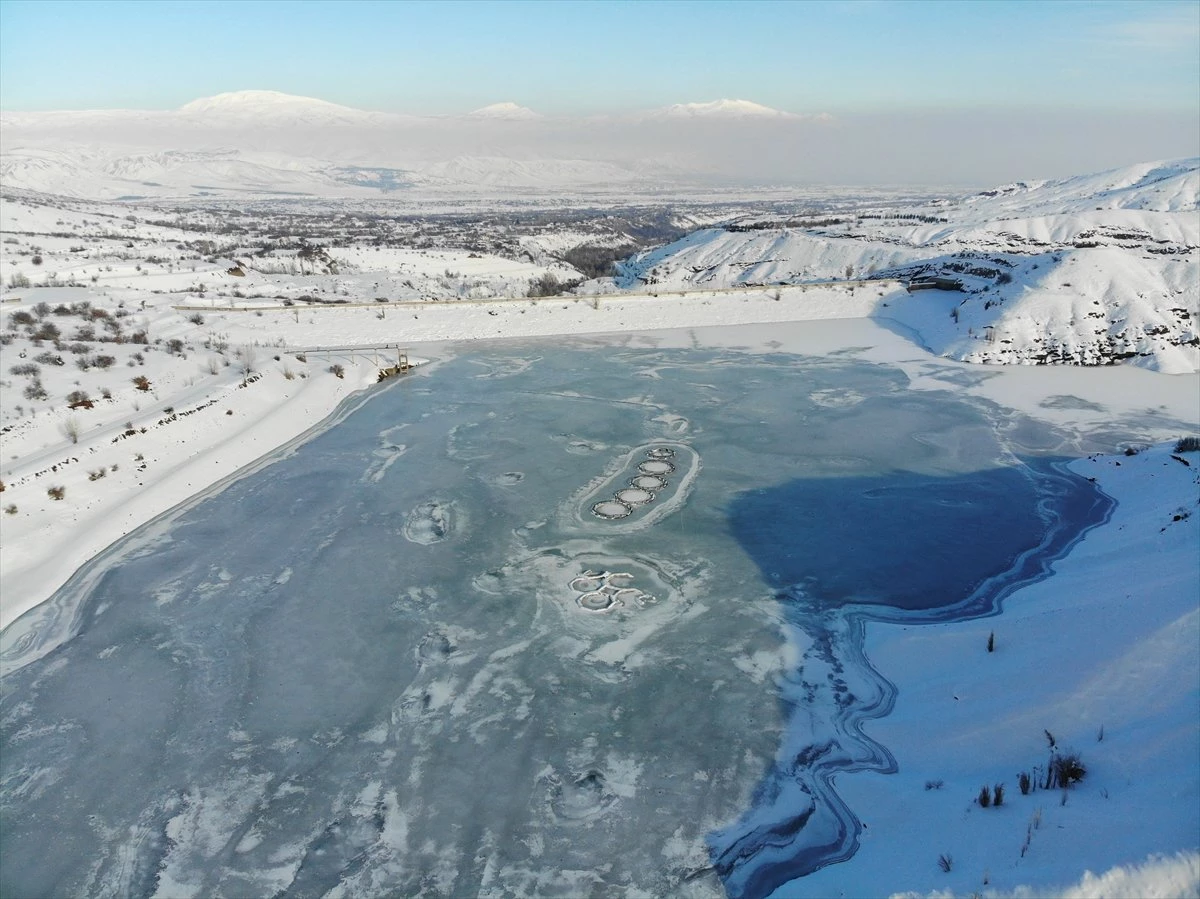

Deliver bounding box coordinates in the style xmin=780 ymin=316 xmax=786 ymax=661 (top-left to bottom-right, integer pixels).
xmin=612 ymin=159 xmax=1199 ymax=373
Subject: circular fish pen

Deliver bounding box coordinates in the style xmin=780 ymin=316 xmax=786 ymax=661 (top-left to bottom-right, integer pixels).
xmin=585 ymin=443 xmax=694 ymax=523
xmin=592 ymin=500 xmax=633 ymax=520
xmin=637 ymin=459 xmax=675 ymax=476
xmin=578 ymin=592 xmax=617 ymax=612
xmin=630 ymin=475 xmax=666 ymax=491
xmin=615 ymin=487 xmax=655 ymax=506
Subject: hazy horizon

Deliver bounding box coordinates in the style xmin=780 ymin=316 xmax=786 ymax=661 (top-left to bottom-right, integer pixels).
xmin=1 ymin=0 xmax=1197 ymax=187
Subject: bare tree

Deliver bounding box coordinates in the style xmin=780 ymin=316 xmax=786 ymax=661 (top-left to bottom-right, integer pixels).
xmin=237 ymin=344 xmax=257 ymax=383
xmin=61 ymin=416 xmax=80 ymax=444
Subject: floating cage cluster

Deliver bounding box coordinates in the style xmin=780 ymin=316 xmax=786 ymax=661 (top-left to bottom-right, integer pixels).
xmin=568 ymin=569 xmax=653 ymax=613
xmin=591 ymin=447 xmax=677 ymax=520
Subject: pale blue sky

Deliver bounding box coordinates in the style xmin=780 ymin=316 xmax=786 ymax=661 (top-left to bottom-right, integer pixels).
xmin=1 ymin=0 xmax=1197 ymax=114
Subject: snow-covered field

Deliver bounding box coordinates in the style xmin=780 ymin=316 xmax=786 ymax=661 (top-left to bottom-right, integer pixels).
xmin=1 ymin=159 xmax=1198 ymax=897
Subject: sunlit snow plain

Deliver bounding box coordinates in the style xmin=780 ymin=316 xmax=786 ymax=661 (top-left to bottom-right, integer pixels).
xmin=1 ymin=342 xmax=1112 ymax=898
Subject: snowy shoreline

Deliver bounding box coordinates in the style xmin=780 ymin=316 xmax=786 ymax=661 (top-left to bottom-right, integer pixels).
xmin=0 ymin=373 xmax=405 ymax=672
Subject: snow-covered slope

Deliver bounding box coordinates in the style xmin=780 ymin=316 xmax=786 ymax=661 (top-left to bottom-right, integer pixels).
xmin=613 ymin=160 xmax=1200 ymax=372
xmin=793 ymin=442 xmax=1200 ymax=898
xmin=967 ymin=158 xmax=1199 ymax=215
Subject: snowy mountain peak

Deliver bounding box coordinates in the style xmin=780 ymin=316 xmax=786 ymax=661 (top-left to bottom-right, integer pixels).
xmin=178 ymin=90 xmax=370 ymax=122
xmin=468 ymin=102 xmax=541 ymax=120
xmin=655 ymin=99 xmax=799 ymax=119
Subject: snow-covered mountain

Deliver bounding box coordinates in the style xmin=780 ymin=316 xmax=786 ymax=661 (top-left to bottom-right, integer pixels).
xmin=175 ymin=90 xmax=380 ymax=126
xmin=0 ymin=91 xmax=685 ymax=196
xmin=650 ymin=99 xmax=801 ymax=119
xmin=2 ymin=90 xmax=1194 ymax=194
xmin=613 ymin=159 xmax=1200 ymax=372
xmin=468 ymin=102 xmax=541 ymax=120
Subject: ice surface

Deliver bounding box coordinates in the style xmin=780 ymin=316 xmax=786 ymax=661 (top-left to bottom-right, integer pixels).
xmin=0 ymin=345 xmax=1104 ymax=898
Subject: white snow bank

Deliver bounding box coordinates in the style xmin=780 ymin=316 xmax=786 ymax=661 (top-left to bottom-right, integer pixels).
xmin=894 ymin=849 xmax=1199 ymax=899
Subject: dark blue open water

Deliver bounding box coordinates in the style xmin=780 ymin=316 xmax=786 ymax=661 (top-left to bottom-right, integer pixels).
xmin=0 ymin=344 xmax=1108 ymax=898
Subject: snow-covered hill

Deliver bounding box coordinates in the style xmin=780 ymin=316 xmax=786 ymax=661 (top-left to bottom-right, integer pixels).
xmin=612 ymin=160 xmax=1200 ymax=372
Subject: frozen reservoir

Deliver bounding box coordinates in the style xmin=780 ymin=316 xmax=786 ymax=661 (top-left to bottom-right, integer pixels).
xmin=0 ymin=343 xmax=1106 ymax=898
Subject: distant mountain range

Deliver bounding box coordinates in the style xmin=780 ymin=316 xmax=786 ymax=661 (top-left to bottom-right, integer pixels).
xmin=5 ymin=90 xmax=806 ymax=122
xmin=0 ymin=91 xmax=829 ymax=198
xmin=1 ymin=91 xmax=1195 ymax=198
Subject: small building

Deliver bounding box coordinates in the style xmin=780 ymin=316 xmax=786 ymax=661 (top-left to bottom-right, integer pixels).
xmin=907 ymin=276 xmax=964 ymax=292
